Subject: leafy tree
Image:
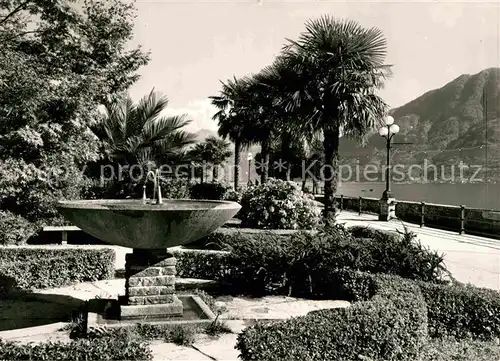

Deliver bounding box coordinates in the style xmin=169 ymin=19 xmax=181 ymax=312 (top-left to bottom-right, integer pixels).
xmin=187 ymin=136 xmax=230 ymax=182
xmin=256 ymin=16 xmax=391 ymax=218
xmin=188 ymin=142 xmax=209 ymax=183
xmin=0 ymin=0 xmax=150 ymax=240
xmin=204 ymin=136 xmax=232 ymax=179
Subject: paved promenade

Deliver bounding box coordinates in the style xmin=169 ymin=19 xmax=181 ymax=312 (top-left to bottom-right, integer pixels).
xmin=336 ymin=211 xmax=500 ymax=290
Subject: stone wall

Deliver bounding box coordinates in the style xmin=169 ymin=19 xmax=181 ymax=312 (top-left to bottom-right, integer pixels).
xmin=315 ymin=195 xmax=379 ymax=215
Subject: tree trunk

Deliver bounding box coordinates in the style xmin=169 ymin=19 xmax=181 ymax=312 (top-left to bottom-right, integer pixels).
xmin=322 ymin=126 xmax=340 ymax=220
xmin=234 ymin=140 xmax=241 ymax=190
xmin=313 ymin=159 xmax=319 ymax=194
xmin=260 ymin=139 xmax=270 ymax=184
xmin=212 ymin=165 xmax=219 ymax=181
xmin=286 ymin=167 xmax=292 ymax=181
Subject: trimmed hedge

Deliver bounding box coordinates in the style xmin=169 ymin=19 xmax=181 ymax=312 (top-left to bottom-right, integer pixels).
xmin=174 ymin=249 xmax=231 ymax=283
xmin=0 ymin=337 xmax=152 ymax=360
xmin=176 ymin=244 xmax=500 ymax=346
xmin=418 ymin=281 xmax=500 ymax=340
xmin=236 ymin=270 xmax=428 ymax=361
xmin=176 ymin=225 xmax=500 ymax=354
xmin=0 ymin=248 xmax=115 ymax=292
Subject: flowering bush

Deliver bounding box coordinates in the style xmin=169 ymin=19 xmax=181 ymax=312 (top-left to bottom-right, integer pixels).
xmin=223 ymin=188 xmax=242 ymax=203
xmin=239 ymin=178 xmax=321 ymax=229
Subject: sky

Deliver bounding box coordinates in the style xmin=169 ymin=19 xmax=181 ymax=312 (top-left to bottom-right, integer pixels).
xmin=127 ymin=0 xmax=500 ymax=133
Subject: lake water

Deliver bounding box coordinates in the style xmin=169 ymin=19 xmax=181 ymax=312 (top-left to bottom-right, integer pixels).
xmin=337 ymin=182 xmax=500 ymax=210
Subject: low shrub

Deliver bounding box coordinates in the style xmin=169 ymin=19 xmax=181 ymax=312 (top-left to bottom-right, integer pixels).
xmin=422 ymin=337 xmax=500 ymax=361
xmin=160 ymin=178 xmax=192 ymax=199
xmin=236 ymin=270 xmax=428 ymax=361
xmin=344 ymin=225 xmax=447 ymax=283
xmin=174 ymin=224 xmax=448 ymax=297
xmin=418 ymin=281 xmax=500 ymax=340
xmin=83 ymin=177 xmax=192 ymax=200
xmin=0 ymin=210 xmax=37 ymax=245
xmin=85 ymin=317 xmax=229 ymax=344
xmin=170 ymin=325 xmax=196 ymax=345
xmin=239 ymin=178 xmax=321 ymax=229
xmin=205 ymin=316 xmax=232 ymax=336
xmin=222 ymin=188 xmax=243 ymax=218
xmin=0 ymin=337 xmax=152 ymax=360
xmin=348 ymin=225 xmax=397 ymax=240
xmin=0 ymin=248 xmax=115 ymax=291
xmin=189 ymin=181 xmax=231 ymax=200
xmin=86 ymin=323 xmax=198 ymax=343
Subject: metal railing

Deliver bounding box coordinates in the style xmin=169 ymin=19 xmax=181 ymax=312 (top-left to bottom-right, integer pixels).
xmin=314 ymin=194 xmax=500 ymax=239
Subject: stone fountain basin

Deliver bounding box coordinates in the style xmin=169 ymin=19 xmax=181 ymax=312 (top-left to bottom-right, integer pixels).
xmin=57 ymin=199 xmax=241 ymax=249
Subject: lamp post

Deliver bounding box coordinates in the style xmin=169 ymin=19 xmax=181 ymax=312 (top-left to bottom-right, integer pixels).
xmin=378 ymin=115 xmax=400 ymax=221
xmin=247 ymin=152 xmax=253 ymax=186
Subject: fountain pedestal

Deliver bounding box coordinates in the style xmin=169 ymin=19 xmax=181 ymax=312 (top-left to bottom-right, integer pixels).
xmin=121 ymin=249 xmax=183 ymax=319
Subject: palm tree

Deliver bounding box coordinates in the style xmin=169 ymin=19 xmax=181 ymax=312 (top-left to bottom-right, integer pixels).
xmin=211 ymin=77 xmax=254 ymax=190
xmin=256 ymin=16 xmax=391 ymax=219
xmin=92 ymin=89 xmax=196 ymax=192
xmin=246 ymin=80 xmax=282 ymax=185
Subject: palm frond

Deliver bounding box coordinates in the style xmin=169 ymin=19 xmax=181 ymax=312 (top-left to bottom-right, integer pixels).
xmin=152 ymin=131 xmax=197 ymax=156
xmin=132 ymin=89 xmax=169 ymax=136
xmin=142 ymin=115 xmax=191 ymax=143
xmin=95 ymin=89 xmax=193 ymax=165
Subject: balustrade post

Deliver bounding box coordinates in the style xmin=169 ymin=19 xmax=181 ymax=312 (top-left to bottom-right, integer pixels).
xmin=460 ymin=205 xmax=466 ymax=235
xmin=420 ymin=202 xmax=425 ymax=228
xmin=359 ymin=196 xmax=363 ymax=215
xmin=340 ymin=195 xmax=344 ymax=212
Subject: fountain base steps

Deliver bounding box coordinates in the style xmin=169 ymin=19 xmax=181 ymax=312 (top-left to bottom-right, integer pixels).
xmin=86 ymin=294 xmax=216 ymax=329
xmin=83 ymin=247 xmax=217 ymax=329
xmin=120 ymin=296 xmax=184 ymax=319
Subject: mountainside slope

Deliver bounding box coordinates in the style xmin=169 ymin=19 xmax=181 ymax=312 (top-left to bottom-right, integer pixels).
xmin=339 ymin=67 xmax=500 ymax=181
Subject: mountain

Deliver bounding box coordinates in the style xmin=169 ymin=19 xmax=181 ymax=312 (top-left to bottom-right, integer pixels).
xmin=194 ymin=129 xmax=218 ymax=141
xmin=338 ymin=67 xmax=500 ymax=182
